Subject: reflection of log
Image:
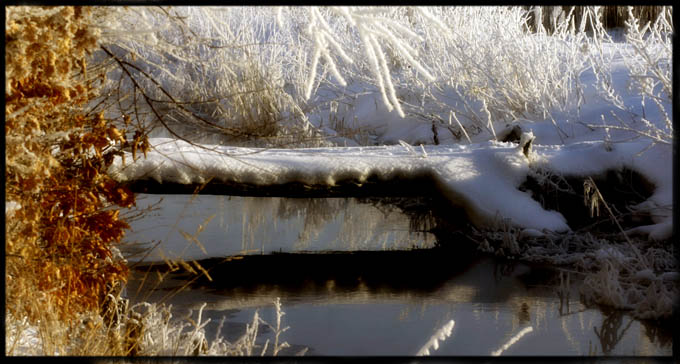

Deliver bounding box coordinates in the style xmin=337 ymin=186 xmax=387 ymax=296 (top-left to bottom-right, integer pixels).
xmin=132 ymin=245 xmax=482 ymax=292
xmin=518 ymin=302 xmax=531 ymax=325
xmin=129 ymin=251 xmax=562 ymax=316
xmin=125 ymin=173 xmax=439 ymax=198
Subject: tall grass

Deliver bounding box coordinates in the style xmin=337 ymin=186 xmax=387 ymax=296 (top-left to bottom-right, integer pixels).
xmin=88 ymin=6 xmax=672 ymax=147
xmin=89 ymin=7 xmax=323 ymax=147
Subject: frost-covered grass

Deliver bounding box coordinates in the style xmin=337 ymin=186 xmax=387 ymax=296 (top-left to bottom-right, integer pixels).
xmin=89 ymin=6 xmax=671 ymax=148
xmin=90 ymin=7 xmax=322 ymax=147
xmin=5 ymin=294 xmax=293 ymax=356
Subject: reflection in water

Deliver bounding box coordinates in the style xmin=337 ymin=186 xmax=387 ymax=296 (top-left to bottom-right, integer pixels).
xmin=518 ymin=303 xmax=531 ymax=325
xmin=416 ymin=319 xmax=455 ymax=356
xmin=594 ymin=309 xmax=634 ymax=355
xmin=557 ymin=271 xmax=571 ymax=316
xmin=121 ymin=195 xmax=438 ymax=262
xmin=127 ymin=253 xmax=672 ymax=356
xmin=641 ymin=319 xmax=673 ymax=350
xmin=491 ymin=326 xmax=534 ymax=356
xmin=121 ymin=194 xmax=672 ymax=356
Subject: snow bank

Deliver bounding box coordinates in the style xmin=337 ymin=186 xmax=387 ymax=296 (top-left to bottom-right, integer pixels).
xmin=110 ymin=136 xmax=570 ymax=233
xmin=109 ymin=132 xmax=671 ymax=240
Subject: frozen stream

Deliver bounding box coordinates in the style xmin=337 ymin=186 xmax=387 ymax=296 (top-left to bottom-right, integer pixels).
xmin=120 ymin=194 xmax=672 ymax=356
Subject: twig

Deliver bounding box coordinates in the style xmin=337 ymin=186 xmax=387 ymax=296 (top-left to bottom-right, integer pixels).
xmin=584 ymin=177 xmax=649 ymax=268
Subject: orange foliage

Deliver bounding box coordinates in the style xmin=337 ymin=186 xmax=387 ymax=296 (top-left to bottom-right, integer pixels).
xmin=6 ymin=6 xmax=138 ymax=321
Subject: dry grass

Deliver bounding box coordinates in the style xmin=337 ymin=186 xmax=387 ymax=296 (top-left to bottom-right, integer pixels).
xmin=87 ymin=6 xmax=326 ymax=149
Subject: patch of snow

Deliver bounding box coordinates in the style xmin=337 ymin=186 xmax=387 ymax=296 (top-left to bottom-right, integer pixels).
xmin=593 ymin=246 xmax=628 ymax=263
xmin=5 ymin=200 xmax=21 ymax=217
xmin=519 ymin=228 xmax=545 ymax=239
xmin=633 ymin=269 xmax=655 ymax=282
xmin=5 ymin=316 xmax=42 ymax=356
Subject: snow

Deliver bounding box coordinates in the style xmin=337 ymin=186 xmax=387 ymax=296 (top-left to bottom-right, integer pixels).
xmin=594 ymin=246 xmax=628 ymax=263
xmin=110 ymin=135 xmax=575 ymax=232
xmin=634 ymin=269 xmax=656 ymax=282
xmin=97 ymin=8 xmax=671 ymax=255
xmin=109 ymin=128 xmax=671 ymax=240
xmin=107 ymin=25 xmax=674 ymax=241
xmin=5 ymin=316 xmax=42 ymax=356
xmin=108 ymin=62 xmax=674 ymax=239
xmin=5 ymin=200 xmax=21 ymax=217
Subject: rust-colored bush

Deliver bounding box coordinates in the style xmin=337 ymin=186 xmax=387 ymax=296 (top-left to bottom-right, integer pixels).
xmin=6 ymin=6 xmax=137 ymax=323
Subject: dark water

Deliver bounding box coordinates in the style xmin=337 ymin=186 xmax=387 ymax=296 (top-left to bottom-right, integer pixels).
xmin=120 ymin=194 xmax=672 ymax=356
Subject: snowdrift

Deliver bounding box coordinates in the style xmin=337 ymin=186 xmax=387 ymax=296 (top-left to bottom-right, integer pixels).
xmin=108 ymin=134 xmax=671 ymax=241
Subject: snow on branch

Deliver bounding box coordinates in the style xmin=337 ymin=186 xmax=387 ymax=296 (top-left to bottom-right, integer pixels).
xmin=299 ymin=6 xmax=440 ymax=118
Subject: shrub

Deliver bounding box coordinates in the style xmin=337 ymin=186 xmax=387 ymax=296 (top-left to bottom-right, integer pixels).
xmin=6 ymin=5 xmax=138 ymax=346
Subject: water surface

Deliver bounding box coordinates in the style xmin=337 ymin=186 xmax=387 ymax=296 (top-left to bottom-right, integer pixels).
xmin=121 ymin=194 xmax=436 ymax=262
xmin=121 ymin=194 xmax=672 ymax=356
